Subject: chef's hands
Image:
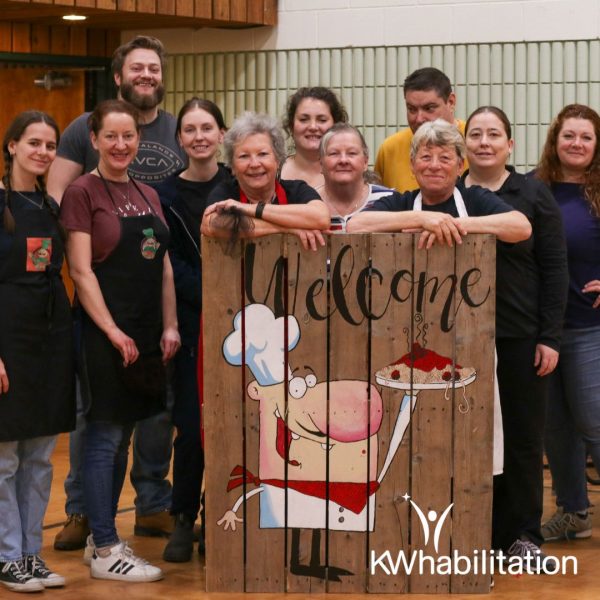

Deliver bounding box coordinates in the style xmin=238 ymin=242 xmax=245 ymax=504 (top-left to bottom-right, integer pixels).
xmin=403 ymin=213 xmax=466 ymax=249
xmin=0 ymin=358 xmax=9 ymax=394
xmin=583 ymin=279 xmax=600 ymax=308
xmin=161 ymin=326 xmax=181 ymax=364
xmin=534 ymin=343 xmax=559 ymax=376
xmin=106 ymin=326 xmax=139 ymax=366
xmin=217 ymin=510 xmax=243 ymax=531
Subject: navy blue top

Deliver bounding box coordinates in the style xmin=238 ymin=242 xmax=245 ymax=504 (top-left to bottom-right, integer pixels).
xmin=553 ymin=182 xmax=600 ymax=328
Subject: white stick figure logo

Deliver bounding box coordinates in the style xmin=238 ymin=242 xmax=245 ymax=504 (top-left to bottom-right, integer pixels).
xmin=409 ymin=498 xmax=453 ymax=553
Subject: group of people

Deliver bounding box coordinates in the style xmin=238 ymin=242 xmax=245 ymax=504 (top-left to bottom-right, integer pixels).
xmin=0 ymin=32 xmax=598 ymax=592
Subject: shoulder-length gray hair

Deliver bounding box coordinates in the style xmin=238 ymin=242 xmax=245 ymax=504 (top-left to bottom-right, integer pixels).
xmin=410 ymin=119 xmax=465 ymax=162
xmin=223 ymin=111 xmax=286 ymax=166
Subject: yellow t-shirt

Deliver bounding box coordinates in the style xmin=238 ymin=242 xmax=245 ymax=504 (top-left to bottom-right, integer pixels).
xmin=374 ymin=120 xmax=467 ymax=193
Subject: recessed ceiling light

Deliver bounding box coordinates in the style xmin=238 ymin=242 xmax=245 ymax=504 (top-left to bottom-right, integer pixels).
xmin=62 ymin=14 xmax=87 ymax=21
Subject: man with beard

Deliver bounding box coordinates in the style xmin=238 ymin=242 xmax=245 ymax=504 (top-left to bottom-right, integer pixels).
xmin=48 ymin=36 xmax=185 ymax=552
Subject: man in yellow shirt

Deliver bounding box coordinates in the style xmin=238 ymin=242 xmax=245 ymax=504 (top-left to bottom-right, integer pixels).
xmin=375 ymin=67 xmax=466 ymax=192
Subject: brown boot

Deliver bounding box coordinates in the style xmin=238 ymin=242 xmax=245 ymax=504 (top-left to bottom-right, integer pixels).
xmin=134 ymin=509 xmax=175 ymax=538
xmin=53 ymin=514 xmax=89 ymax=551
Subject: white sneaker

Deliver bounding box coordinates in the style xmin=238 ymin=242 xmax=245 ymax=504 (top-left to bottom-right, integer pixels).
xmin=24 ymin=554 xmax=66 ymax=588
xmin=83 ymin=534 xmax=95 ymax=565
xmin=90 ymin=541 xmax=163 ymax=583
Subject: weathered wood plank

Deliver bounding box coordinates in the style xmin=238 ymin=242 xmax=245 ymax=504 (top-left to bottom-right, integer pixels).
xmin=136 ymin=0 xmax=156 ymax=13
xmin=156 ymin=0 xmax=175 ymax=15
xmin=230 ymin=0 xmax=246 ymax=22
xmin=264 ymin=0 xmax=277 ymax=25
xmin=193 ymin=0 xmax=211 ymax=19
xmin=213 ymin=0 xmax=229 ymax=20
xmin=283 ymin=237 xmax=328 ymax=594
xmin=408 ymin=242 xmax=454 ymax=594
xmin=450 ymin=235 xmax=495 ymax=593
xmin=202 ymin=237 xmax=244 ymax=593
xmin=96 ymin=0 xmax=117 ymax=9
xmin=50 ymin=26 xmax=70 ymax=55
xmin=116 ymin=0 xmax=135 ymax=11
xmin=325 ymin=234 xmax=370 ymax=593
xmin=368 ymin=233 xmax=413 ymax=593
xmin=242 ymin=237 xmax=286 ymax=593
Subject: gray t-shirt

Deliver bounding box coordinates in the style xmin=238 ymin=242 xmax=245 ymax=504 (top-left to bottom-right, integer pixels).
xmin=57 ymin=110 xmax=186 ymax=188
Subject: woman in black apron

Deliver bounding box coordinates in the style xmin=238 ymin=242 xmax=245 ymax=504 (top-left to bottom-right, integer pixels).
xmin=60 ymin=100 xmax=180 ymax=584
xmin=0 ymin=111 xmax=74 ymax=592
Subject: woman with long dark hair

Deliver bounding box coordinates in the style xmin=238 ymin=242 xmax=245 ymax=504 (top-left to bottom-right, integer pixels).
xmin=0 ymin=111 xmax=74 ymax=592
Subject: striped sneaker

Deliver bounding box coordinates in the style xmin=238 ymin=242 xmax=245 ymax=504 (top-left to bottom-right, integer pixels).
xmin=90 ymin=541 xmax=163 ymax=583
xmin=0 ymin=560 xmax=44 ymax=592
xmin=24 ymin=554 xmax=65 ymax=587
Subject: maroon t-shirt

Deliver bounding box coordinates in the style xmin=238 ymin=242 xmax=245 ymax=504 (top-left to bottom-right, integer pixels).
xmin=60 ymin=173 xmax=167 ymax=264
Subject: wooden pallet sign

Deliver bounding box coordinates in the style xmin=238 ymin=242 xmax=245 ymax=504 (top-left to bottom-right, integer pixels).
xmin=203 ymin=233 xmax=495 ymax=594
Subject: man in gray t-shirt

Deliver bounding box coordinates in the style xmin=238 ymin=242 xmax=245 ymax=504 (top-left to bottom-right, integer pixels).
xmin=49 ymin=35 xmax=183 ymax=554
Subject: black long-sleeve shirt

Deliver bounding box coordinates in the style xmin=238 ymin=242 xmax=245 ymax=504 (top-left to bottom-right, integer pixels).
xmin=463 ymin=168 xmax=568 ymax=350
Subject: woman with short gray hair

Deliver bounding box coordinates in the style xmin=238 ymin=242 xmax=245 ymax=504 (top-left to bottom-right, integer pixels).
xmin=410 ymin=118 xmax=466 ymax=163
xmin=202 ymin=111 xmax=329 ymax=251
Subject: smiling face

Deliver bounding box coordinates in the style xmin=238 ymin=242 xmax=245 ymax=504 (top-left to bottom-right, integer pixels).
xmin=8 ymin=122 xmax=57 ymax=183
xmin=247 ymin=375 xmax=382 ymax=482
xmin=321 ymin=130 xmax=368 ymax=188
xmin=556 ymin=117 xmax=597 ymax=178
xmin=411 ymin=143 xmax=463 ymax=204
xmin=178 ymin=107 xmax=224 ymax=163
xmin=231 ymin=132 xmax=279 ymax=200
xmin=405 ymin=89 xmax=456 ymax=133
xmin=91 ymin=111 xmax=140 ymax=179
xmin=115 ymin=48 xmax=165 ymax=110
xmin=465 ymin=111 xmax=514 ymax=173
xmin=292 ymin=97 xmax=335 ymax=155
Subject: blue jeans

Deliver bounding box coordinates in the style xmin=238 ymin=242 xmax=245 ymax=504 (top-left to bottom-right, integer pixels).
xmin=0 ymin=436 xmax=56 ymax=561
xmin=545 ymin=325 xmax=600 ymax=513
xmin=83 ymin=421 xmax=134 ymax=548
xmin=65 ymin=378 xmax=173 ymax=516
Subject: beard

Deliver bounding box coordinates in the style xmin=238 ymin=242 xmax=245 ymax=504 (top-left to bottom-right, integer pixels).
xmin=119 ymin=81 xmax=165 ymax=110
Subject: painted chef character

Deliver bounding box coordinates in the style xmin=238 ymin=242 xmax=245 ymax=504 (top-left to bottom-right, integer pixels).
xmin=217 ymin=304 xmax=415 ymax=546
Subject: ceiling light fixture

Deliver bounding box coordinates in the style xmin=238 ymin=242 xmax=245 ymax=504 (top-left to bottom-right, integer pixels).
xmin=62 ymin=14 xmax=87 ymax=21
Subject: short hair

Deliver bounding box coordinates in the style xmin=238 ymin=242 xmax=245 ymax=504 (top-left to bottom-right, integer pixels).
xmin=466 ymin=106 xmax=512 ymax=139
xmin=403 ymin=67 xmax=453 ymax=101
xmin=223 ymin=111 xmax=286 ymax=166
xmin=176 ymin=97 xmax=227 ymax=135
xmin=112 ymin=35 xmax=167 ymax=77
xmin=410 ymin=119 xmax=466 ymax=162
xmin=319 ymin=123 xmax=369 ymax=159
xmin=537 ymin=103 xmax=600 ymax=215
xmin=87 ymin=99 xmax=140 ymax=136
xmin=283 ymin=87 xmax=348 ymax=137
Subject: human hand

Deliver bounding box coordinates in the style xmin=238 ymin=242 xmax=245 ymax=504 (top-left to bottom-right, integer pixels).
xmin=0 ymin=358 xmax=9 ymax=394
xmin=217 ymin=510 xmax=243 ymax=531
xmin=417 ymin=212 xmax=465 ymax=248
xmin=161 ymin=326 xmax=181 ymax=364
xmin=534 ymin=343 xmax=559 ymax=376
xmin=292 ymin=229 xmax=326 ymax=251
xmin=204 ymin=199 xmax=247 ymax=218
xmin=582 ymin=280 xmax=600 ymax=308
xmin=106 ymin=326 xmax=139 ymax=366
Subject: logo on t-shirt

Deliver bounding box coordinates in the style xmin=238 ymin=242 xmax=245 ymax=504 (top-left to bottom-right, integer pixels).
xmin=26 ymin=237 xmax=52 ymax=271
xmin=129 ymin=142 xmax=184 ymax=184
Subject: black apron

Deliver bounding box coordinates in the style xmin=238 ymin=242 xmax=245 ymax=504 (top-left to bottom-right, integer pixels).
xmin=0 ymin=192 xmax=75 ymax=441
xmin=80 ymin=182 xmax=170 ymax=424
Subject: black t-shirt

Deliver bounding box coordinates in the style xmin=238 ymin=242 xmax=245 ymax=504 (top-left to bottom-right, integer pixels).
xmin=206 ymin=178 xmax=320 ymax=207
xmin=365 ymin=181 xmax=513 ymax=216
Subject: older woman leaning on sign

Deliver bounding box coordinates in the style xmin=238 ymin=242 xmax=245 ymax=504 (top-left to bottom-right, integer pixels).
xmin=201 ymin=111 xmax=330 ymax=250
xmin=346 ymin=119 xmax=531 ymax=245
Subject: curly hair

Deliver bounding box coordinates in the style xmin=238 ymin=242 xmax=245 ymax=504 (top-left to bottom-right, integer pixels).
xmin=282 ymin=87 xmax=348 ymax=137
xmin=537 ymin=103 xmax=600 ymax=215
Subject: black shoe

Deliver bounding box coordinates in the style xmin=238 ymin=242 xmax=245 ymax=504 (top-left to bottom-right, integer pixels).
xmin=163 ymin=514 xmax=194 ymax=563
xmin=0 ymin=560 xmax=44 ymax=592
xmin=24 ymin=555 xmax=65 ymax=588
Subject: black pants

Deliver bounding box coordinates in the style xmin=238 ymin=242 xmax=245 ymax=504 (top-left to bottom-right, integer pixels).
xmin=492 ymin=338 xmax=548 ymax=550
xmin=171 ymin=345 xmax=204 ymax=519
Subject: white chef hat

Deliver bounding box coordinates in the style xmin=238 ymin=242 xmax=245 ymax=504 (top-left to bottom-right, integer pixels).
xmin=223 ymin=303 xmax=300 ymax=386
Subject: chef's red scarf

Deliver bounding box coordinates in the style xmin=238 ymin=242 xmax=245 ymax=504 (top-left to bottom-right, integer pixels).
xmin=226 ymin=465 xmax=379 ymax=514
xmin=239 ymin=181 xmax=288 ymax=205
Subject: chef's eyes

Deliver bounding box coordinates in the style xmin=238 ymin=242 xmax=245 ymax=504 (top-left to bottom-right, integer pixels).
xmin=289 ymin=377 xmax=307 ymax=399
xmin=289 ymin=374 xmax=317 ymax=398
